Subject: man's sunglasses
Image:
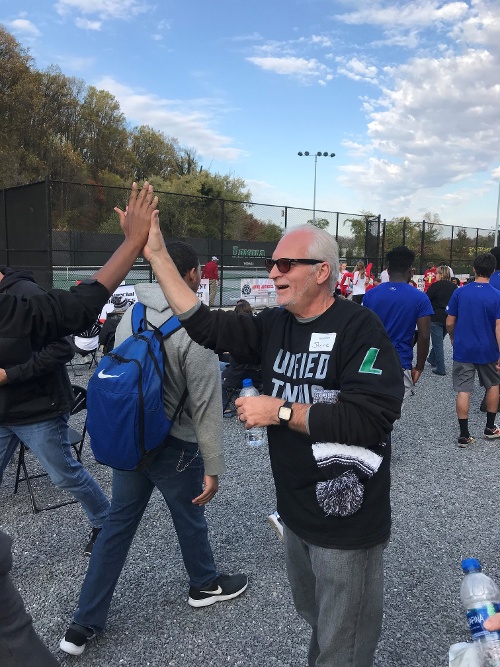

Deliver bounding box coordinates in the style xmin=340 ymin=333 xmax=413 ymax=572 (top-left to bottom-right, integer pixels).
xmin=264 ymin=258 xmax=324 ymax=273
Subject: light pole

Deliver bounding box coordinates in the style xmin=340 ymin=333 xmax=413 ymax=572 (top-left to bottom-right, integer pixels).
xmin=298 ymin=151 xmax=336 ymax=221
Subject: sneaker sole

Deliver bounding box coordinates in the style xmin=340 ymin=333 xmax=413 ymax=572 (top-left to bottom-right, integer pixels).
xmin=267 ymin=513 xmax=284 ymax=540
xmin=188 ymin=581 xmax=248 ymax=608
xmin=59 ymin=638 xmax=88 ymax=656
xmin=484 ymin=434 xmax=500 ymax=439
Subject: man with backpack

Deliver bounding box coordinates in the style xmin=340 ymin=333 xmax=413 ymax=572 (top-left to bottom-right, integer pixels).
xmin=60 ymin=241 xmax=247 ymax=657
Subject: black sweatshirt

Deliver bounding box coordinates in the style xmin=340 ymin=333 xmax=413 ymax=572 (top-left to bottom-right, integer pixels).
xmin=0 ymin=280 xmax=109 ymax=423
xmin=182 ymin=298 xmax=404 ymax=549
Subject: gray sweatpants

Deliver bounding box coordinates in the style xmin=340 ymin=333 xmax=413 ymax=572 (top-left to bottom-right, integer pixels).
xmin=0 ymin=530 xmax=60 ymax=667
xmin=283 ymin=524 xmax=386 ymax=667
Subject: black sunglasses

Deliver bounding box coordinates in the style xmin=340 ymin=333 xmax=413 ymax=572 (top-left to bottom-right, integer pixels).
xmin=264 ymin=257 xmax=324 ymax=274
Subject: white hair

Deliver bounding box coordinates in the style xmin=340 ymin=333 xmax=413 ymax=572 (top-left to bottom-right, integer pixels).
xmin=282 ymin=225 xmax=339 ymax=291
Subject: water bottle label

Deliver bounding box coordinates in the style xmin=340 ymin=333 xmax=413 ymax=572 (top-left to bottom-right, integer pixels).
xmin=467 ymin=603 xmax=500 ymax=638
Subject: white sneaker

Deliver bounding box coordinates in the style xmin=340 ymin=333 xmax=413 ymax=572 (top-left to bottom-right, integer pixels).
xmin=267 ymin=511 xmax=284 ymax=540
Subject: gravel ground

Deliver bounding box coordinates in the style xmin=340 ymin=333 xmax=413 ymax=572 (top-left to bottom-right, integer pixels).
xmin=1 ymin=337 xmax=499 ymax=667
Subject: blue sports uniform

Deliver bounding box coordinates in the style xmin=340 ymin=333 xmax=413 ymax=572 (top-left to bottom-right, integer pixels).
xmin=446 ymin=282 xmax=500 ymax=364
xmin=363 ymin=283 xmax=433 ymax=369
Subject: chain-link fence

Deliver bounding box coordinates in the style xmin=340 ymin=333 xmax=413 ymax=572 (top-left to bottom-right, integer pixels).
xmin=0 ymin=179 xmax=496 ymax=304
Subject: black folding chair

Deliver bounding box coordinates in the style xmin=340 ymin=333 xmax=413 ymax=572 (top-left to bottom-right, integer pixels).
xmin=68 ymin=322 xmax=102 ymax=375
xmin=13 ymin=385 xmax=89 ymax=514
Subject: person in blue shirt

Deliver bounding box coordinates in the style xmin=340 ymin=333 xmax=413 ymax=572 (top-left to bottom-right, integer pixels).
xmin=446 ymin=252 xmax=500 ymax=446
xmin=488 ymin=246 xmax=500 ymax=291
xmin=363 ymin=246 xmax=433 ymax=400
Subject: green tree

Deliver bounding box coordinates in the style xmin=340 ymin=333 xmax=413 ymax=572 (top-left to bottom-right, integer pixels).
xmin=79 ymin=87 xmax=129 ymax=179
xmin=307 ymin=218 xmax=329 ymax=230
xmin=129 ymin=125 xmax=180 ymax=181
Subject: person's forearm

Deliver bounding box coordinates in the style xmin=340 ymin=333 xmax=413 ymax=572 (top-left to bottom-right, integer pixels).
xmin=149 ymin=249 xmax=199 ymax=314
xmin=91 ymin=240 xmax=142 ymax=295
xmin=91 ymin=181 xmax=158 ymax=294
xmin=415 ymin=336 xmax=430 ymax=371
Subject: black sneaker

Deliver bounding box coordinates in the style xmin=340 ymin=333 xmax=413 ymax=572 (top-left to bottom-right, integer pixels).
xmin=188 ymin=573 xmax=248 ymax=608
xmin=84 ymin=527 xmax=102 ymax=557
xmin=59 ymin=622 xmax=95 ymax=656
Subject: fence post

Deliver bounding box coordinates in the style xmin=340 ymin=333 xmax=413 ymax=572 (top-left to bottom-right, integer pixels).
xmin=402 ymin=218 xmax=406 ymax=246
xmin=420 ymin=220 xmax=425 ymax=275
xmin=336 ymin=212 xmax=339 ymax=241
xmin=450 ymin=226 xmax=454 ymax=268
xmin=284 ymin=206 xmax=288 ymax=231
xmin=219 ymin=199 xmax=225 ymax=306
xmin=377 ymin=215 xmax=381 ymax=274
xmin=381 ymin=220 xmax=386 ymax=265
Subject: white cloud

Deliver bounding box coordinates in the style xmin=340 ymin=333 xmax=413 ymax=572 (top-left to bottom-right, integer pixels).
xmin=75 ymin=17 xmax=102 ymax=30
xmin=246 ymin=56 xmax=332 ymax=84
xmin=55 ymin=0 xmax=149 ymax=22
xmin=8 ymin=18 xmax=41 ymax=37
xmin=336 ymin=1 xmax=469 ymax=29
xmin=337 ymin=1 xmax=500 ymax=211
xmin=96 ymin=77 xmax=247 ymax=162
xmin=337 ymin=57 xmax=378 ymax=82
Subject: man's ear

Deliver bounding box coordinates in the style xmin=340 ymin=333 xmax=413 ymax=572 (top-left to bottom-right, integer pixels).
xmin=316 ymin=261 xmax=332 ymax=286
xmin=185 ymin=267 xmax=199 ymax=289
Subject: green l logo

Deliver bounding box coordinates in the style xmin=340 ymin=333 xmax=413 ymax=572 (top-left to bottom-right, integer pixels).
xmin=359 ymin=348 xmax=382 ymax=375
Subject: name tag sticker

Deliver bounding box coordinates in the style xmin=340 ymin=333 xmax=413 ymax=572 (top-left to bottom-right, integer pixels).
xmin=309 ymin=332 xmax=336 ymax=352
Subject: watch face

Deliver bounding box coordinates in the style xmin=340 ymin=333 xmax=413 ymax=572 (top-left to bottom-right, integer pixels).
xmin=279 ymin=406 xmax=292 ymax=421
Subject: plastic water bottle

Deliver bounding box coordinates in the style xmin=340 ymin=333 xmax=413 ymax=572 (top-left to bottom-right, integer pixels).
xmin=461 ymin=558 xmax=500 ymax=666
xmin=239 ymin=378 xmax=265 ymax=447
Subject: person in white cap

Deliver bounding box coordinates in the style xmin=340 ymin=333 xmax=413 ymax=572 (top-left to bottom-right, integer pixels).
xmin=201 ymin=256 xmax=219 ymax=306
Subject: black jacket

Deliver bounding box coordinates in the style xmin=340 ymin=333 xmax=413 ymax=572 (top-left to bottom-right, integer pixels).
xmin=0 ymin=268 xmax=75 ymax=424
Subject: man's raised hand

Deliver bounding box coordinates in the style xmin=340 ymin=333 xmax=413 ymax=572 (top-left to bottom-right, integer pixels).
xmin=114 ymin=181 xmax=158 ymax=251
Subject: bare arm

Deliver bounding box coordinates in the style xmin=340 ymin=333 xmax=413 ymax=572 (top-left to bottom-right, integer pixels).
xmin=235 ymin=395 xmax=310 ymax=433
xmin=412 ymin=315 xmax=431 ymax=384
xmin=143 ymin=214 xmax=199 ymax=314
xmin=446 ymin=315 xmax=456 ymax=343
xmin=92 ymin=182 xmax=158 ymax=294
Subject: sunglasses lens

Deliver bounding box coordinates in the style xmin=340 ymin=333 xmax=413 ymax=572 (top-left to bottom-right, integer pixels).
xmin=277 ymin=259 xmax=291 ymax=273
xmin=265 ymin=259 xmax=274 ymax=272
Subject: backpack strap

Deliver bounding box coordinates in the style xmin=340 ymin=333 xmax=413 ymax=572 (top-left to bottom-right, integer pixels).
xmin=131 ymin=302 xmax=188 ymax=422
xmin=131 ymin=302 xmax=182 ymax=339
xmin=131 ymin=302 xmax=147 ymax=334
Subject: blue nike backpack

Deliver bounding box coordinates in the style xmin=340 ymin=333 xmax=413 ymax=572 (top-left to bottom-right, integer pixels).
xmin=87 ymin=303 xmax=188 ymax=471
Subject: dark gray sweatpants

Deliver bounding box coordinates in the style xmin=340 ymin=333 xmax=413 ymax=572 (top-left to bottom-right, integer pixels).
xmin=0 ymin=530 xmax=59 ymax=667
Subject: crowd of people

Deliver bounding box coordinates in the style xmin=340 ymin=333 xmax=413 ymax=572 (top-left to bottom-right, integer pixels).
xmin=1 ymin=180 xmax=500 ymax=667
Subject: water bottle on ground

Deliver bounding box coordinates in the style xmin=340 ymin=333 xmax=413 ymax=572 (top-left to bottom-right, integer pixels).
xmin=461 ymin=558 xmax=500 ymax=666
xmin=239 ymin=378 xmax=265 ymax=447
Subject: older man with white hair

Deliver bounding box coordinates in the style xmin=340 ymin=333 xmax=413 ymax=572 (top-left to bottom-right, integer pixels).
xmin=144 ymin=222 xmax=403 ymax=667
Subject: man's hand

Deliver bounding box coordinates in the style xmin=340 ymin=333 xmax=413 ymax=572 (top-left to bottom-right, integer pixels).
xmin=142 ymin=208 xmax=166 ymax=262
xmin=411 ymin=367 xmax=422 ymax=385
xmin=235 ymin=395 xmax=282 ymax=428
xmin=91 ymin=181 xmax=159 ymax=294
xmin=114 ymin=181 xmax=158 ymax=251
xmin=0 ymin=369 xmax=8 ymax=386
xmin=192 ymin=475 xmax=218 ymax=505
xmin=484 ymin=613 xmax=500 ymax=631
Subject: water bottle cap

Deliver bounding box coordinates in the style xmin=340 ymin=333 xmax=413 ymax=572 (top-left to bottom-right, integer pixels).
xmin=242 ymin=378 xmax=253 ymax=387
xmin=462 ymin=558 xmax=482 ymax=573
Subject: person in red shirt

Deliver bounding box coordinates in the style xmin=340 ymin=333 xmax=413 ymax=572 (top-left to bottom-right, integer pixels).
xmin=201 ymin=256 xmax=219 ymax=306
xmin=423 ymin=263 xmax=437 ymax=292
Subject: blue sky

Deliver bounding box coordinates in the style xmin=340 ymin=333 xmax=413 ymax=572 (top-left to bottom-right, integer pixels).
xmin=3 ymin=0 xmax=500 ymax=229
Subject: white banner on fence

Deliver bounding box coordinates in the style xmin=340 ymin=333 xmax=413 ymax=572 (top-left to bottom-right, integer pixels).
xmin=240 ymin=278 xmax=276 ymax=305
xmin=198 ymin=279 xmax=210 ymax=306
xmin=99 ymin=284 xmax=137 ymax=321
